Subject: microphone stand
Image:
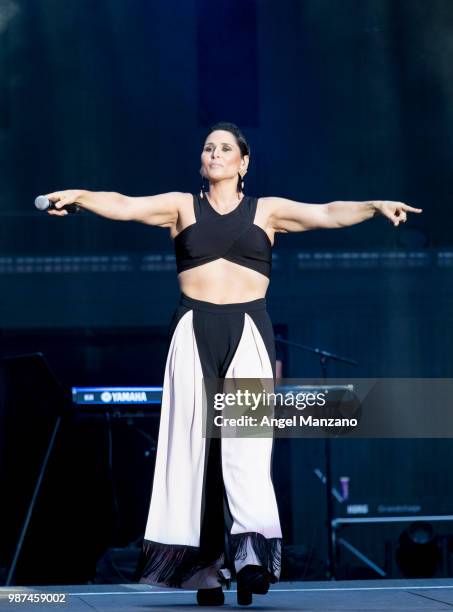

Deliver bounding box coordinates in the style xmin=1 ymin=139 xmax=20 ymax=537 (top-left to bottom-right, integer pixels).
xmin=275 ymin=335 xmax=358 ymax=580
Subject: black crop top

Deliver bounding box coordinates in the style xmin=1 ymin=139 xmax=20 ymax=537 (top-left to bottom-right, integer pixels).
xmin=174 ymin=194 xmax=272 ymax=278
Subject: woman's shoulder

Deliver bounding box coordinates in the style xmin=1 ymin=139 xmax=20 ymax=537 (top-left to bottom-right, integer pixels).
xmin=175 ymin=192 xmax=196 ymax=209
xmin=256 ymin=196 xmax=279 ymax=212
xmin=178 ymin=192 xmax=195 ymax=202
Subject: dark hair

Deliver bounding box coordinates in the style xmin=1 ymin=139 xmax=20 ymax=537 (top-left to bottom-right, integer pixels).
xmin=206 ymin=122 xmax=250 ymax=192
xmin=207 ymin=121 xmax=250 ymax=158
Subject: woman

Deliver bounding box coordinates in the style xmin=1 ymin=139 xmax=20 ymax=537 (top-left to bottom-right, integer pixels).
xmin=45 ymin=122 xmax=421 ymax=606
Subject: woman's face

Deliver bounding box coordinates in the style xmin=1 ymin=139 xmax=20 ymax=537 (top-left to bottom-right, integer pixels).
xmin=200 ymin=130 xmax=248 ymax=183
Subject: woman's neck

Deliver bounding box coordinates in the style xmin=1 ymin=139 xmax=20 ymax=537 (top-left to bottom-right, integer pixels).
xmin=207 ymin=180 xmax=242 ymax=209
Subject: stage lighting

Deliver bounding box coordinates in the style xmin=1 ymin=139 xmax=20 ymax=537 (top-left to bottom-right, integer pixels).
xmin=395 ymin=521 xmax=441 ymax=577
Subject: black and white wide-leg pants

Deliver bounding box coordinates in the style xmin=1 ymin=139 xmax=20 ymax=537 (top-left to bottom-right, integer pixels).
xmin=138 ymin=293 xmax=282 ymax=589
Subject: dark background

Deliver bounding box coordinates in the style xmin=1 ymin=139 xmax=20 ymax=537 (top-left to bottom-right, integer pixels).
xmin=0 ymin=0 xmax=452 ymax=585
xmin=0 ymin=0 xmax=449 ymax=254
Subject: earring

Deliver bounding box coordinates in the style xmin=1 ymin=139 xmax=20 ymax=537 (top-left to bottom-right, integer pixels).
xmin=199 ymin=177 xmax=207 ymax=199
xmin=238 ymin=173 xmax=245 ymax=197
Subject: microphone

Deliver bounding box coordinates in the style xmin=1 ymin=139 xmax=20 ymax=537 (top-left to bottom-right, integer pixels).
xmin=34 ymin=195 xmax=82 ymax=214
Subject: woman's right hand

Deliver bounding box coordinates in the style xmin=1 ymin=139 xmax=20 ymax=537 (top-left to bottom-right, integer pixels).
xmin=44 ymin=189 xmax=84 ymax=216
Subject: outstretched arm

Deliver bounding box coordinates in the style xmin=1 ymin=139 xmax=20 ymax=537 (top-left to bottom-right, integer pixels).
xmin=44 ymin=189 xmax=191 ymax=226
xmin=265 ymin=197 xmax=423 ymax=233
xmin=325 ymin=200 xmax=422 ymax=228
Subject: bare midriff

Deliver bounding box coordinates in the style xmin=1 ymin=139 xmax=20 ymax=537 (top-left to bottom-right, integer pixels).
xmin=170 ymin=197 xmax=275 ymax=304
xmin=177 ymin=259 xmax=270 ymax=304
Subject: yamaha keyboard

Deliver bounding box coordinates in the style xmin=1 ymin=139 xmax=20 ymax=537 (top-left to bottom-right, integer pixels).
xmin=72 ymin=384 xmax=354 ymax=413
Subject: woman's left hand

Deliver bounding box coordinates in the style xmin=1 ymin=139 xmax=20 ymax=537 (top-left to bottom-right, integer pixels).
xmin=373 ymin=201 xmax=423 ymax=227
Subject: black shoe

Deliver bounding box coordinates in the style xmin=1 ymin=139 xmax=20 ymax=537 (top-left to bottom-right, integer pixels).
xmin=196 ymin=586 xmax=224 ymax=606
xmin=236 ymin=564 xmax=270 ymax=606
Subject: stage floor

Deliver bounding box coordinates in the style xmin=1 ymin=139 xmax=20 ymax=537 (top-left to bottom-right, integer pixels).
xmin=1 ymin=579 xmax=453 ymax=611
